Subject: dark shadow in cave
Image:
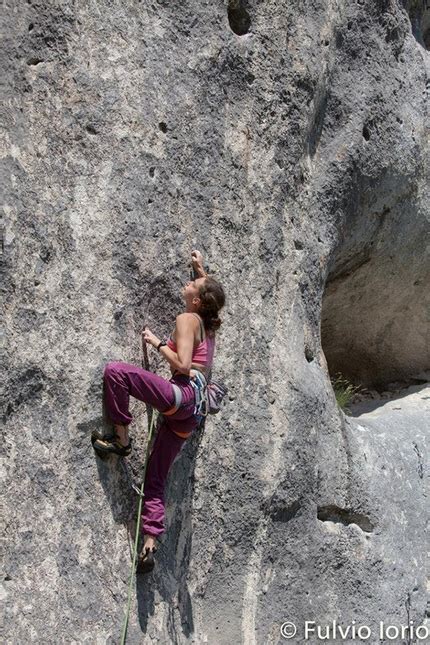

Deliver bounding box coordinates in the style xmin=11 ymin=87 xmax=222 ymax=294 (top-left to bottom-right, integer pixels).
xmin=320 ymin=161 xmax=429 ymax=395
xmin=403 ymin=0 xmax=430 ymax=50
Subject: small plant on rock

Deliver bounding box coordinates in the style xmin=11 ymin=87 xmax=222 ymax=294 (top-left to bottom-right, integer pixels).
xmin=331 ymin=372 xmax=362 ymax=415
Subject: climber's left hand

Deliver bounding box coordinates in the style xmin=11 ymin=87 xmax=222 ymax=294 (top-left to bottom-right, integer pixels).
xmin=142 ymin=327 xmax=160 ymax=348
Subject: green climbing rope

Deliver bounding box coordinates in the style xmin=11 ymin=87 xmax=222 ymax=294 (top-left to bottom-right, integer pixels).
xmin=119 ymin=407 xmax=158 ymax=645
xmin=120 ymin=334 xmax=158 ymax=645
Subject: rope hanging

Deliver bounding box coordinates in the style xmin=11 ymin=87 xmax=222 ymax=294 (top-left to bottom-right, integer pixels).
xmin=120 ymin=331 xmax=157 ymax=645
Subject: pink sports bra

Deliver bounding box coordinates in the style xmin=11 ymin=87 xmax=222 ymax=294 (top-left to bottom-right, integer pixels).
xmin=167 ymin=313 xmax=215 ymax=368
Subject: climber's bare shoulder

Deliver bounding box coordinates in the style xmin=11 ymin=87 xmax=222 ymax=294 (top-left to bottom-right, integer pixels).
xmin=172 ymin=313 xmax=200 ymax=340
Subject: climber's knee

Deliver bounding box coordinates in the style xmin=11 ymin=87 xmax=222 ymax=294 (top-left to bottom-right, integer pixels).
xmin=104 ymin=361 xmax=119 ymax=380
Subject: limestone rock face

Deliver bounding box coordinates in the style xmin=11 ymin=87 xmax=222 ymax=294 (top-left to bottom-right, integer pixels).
xmin=3 ymin=1 xmax=429 ymax=643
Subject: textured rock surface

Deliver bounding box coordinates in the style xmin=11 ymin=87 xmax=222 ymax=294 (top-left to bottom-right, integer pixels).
xmin=2 ymin=1 xmax=429 ymax=643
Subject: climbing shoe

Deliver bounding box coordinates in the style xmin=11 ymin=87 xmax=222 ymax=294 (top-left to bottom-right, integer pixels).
xmin=91 ymin=431 xmax=132 ymax=457
xmin=136 ymin=546 xmax=157 ymax=575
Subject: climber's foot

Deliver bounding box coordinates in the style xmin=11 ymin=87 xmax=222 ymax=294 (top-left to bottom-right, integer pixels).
xmin=91 ymin=431 xmax=112 ymax=460
xmin=143 ymin=534 xmax=157 ymax=551
xmin=136 ymin=545 xmax=158 ymax=575
xmin=91 ymin=432 xmax=132 ymax=457
xmin=113 ymin=423 xmax=129 ymax=446
xmin=136 ymin=534 xmax=158 ymax=574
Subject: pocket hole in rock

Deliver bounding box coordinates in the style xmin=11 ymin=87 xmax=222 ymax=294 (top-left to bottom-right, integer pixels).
xmin=227 ymin=0 xmax=251 ymax=36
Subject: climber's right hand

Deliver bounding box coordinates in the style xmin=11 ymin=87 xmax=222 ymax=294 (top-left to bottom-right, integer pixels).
xmin=191 ymin=249 xmax=204 ymax=268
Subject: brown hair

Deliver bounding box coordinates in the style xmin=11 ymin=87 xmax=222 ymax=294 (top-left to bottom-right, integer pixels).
xmin=198 ymin=275 xmax=226 ymax=334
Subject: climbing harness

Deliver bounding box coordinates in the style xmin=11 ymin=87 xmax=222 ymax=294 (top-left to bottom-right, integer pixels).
xmin=190 ymin=369 xmax=209 ymax=425
xmin=163 ymin=371 xmax=227 ymax=423
xmin=190 ymin=368 xmax=229 ymax=423
xmin=161 ymin=383 xmax=183 ymax=416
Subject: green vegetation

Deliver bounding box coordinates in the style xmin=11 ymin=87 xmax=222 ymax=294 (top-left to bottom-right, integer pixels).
xmin=331 ymin=373 xmax=362 ymax=415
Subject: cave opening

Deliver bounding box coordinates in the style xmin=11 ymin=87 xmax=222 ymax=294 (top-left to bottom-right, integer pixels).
xmin=320 ymin=186 xmax=429 ymax=403
xmin=404 ymin=0 xmax=430 ymax=50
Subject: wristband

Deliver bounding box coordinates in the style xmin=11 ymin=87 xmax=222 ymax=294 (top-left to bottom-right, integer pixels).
xmin=157 ymin=341 xmax=167 ymax=352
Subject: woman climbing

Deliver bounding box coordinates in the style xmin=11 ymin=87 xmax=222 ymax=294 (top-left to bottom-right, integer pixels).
xmin=93 ymin=250 xmax=226 ymax=573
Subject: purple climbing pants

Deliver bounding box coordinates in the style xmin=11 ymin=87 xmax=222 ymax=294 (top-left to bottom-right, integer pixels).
xmin=103 ymin=361 xmax=198 ymax=537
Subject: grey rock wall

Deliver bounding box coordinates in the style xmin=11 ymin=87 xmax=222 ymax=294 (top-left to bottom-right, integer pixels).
xmin=2 ymin=1 xmax=429 ymax=643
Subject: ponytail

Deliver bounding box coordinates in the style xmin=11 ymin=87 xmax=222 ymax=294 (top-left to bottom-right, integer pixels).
xmin=198 ymin=276 xmax=226 ymax=334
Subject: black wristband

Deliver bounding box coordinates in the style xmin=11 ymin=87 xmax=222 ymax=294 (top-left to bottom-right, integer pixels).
xmin=157 ymin=341 xmax=166 ymax=352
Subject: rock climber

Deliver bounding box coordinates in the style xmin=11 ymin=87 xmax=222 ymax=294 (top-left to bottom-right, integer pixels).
xmin=93 ymin=250 xmax=226 ymax=573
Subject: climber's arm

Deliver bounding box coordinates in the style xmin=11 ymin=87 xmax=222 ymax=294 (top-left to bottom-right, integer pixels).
xmin=142 ymin=318 xmax=195 ymax=376
xmin=157 ymin=346 xmax=186 ymax=375
xmin=171 ymin=314 xmax=195 ymax=374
